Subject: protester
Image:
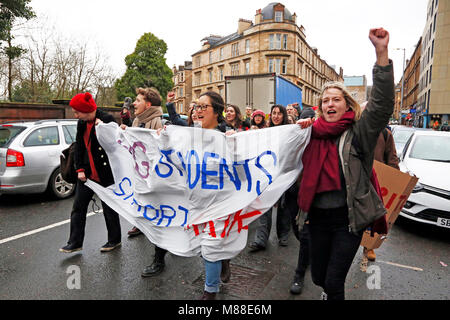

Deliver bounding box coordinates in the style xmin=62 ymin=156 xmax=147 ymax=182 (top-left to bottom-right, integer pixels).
xmin=120 ymin=87 xmax=170 ymax=278
xmin=289 ymin=107 xmax=316 ymax=295
xmin=248 ymin=104 xmax=291 ymax=251
xmin=250 ymin=109 xmax=267 ymax=129
xmin=166 ymin=91 xmax=199 ymax=127
xmin=287 ymin=114 xmax=296 ymax=124
xmin=59 ymin=92 xmax=122 ymax=253
xmin=120 ymin=97 xmax=133 ymax=127
xmin=295 ymin=28 xmax=394 ymax=300
xmin=360 ymin=101 xmax=399 ymax=261
xmin=185 ymin=91 xmax=232 ymax=300
xmin=244 ymin=106 xmax=253 ymax=121
xmin=159 ymin=90 xmax=230 ymax=299
xmin=225 ymin=104 xmax=250 ymax=131
xmin=286 ymin=104 xmax=300 ymax=121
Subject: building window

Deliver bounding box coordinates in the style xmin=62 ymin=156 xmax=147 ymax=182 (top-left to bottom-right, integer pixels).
xmin=209 ymin=51 xmax=213 ymax=64
xmin=179 ymin=102 xmax=183 ymax=114
xmin=220 ymin=47 xmax=224 ymax=60
xmin=245 ymin=39 xmax=250 ymax=54
xmin=195 ymin=56 xmax=201 ymax=67
xmin=433 ymin=13 xmax=437 ymax=33
xmin=427 ymin=89 xmax=431 ymax=108
xmin=269 ymin=58 xmax=281 ymax=74
xmin=219 ymin=86 xmax=224 ymax=97
xmin=283 ymin=34 xmax=288 ymax=50
xmin=179 ymin=87 xmax=183 ymax=97
xmin=429 ymin=65 xmax=432 ymax=83
xmin=245 ymin=62 xmax=250 ymax=74
xmin=269 ymin=34 xmax=284 ymax=50
xmin=431 ymin=40 xmax=434 ymax=58
xmin=275 ymin=11 xmax=283 ymax=22
xmin=282 ymin=59 xmax=287 ymax=74
xmin=231 ymin=63 xmax=239 ymax=76
xmin=219 ymin=67 xmax=224 ymax=81
xmin=208 ymin=69 xmax=213 ymax=82
xmin=194 ymin=72 xmax=201 ymax=86
xmin=232 ymin=43 xmax=239 ymax=57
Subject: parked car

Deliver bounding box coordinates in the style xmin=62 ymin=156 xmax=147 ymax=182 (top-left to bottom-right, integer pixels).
xmin=398 ymin=130 xmax=450 ymax=229
xmin=392 ymin=126 xmax=430 ymax=157
xmin=0 ymin=119 xmax=77 ymax=199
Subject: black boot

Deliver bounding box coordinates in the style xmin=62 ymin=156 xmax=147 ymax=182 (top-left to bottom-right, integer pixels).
xmin=290 ymin=274 xmax=305 ymax=295
xmin=141 ymin=247 xmax=166 ymax=277
xmin=221 ymin=259 xmax=231 ymax=283
xmin=200 ymin=291 xmax=216 ymax=300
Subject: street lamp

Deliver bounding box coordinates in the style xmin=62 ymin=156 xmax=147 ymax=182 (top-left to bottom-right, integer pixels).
xmin=394 ymin=48 xmax=406 ymax=123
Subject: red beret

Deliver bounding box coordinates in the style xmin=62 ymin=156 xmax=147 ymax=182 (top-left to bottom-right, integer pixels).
xmin=70 ymin=92 xmax=97 ymax=113
xmin=252 ymin=110 xmax=265 ymax=118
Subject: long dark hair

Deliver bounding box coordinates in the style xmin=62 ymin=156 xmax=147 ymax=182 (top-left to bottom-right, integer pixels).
xmin=226 ymin=104 xmax=243 ymax=129
xmin=269 ymin=104 xmax=288 ymax=127
xmin=199 ymin=91 xmax=225 ymax=123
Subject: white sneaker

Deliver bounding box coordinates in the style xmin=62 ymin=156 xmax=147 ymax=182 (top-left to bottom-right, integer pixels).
xmin=320 ymin=291 xmax=328 ymax=300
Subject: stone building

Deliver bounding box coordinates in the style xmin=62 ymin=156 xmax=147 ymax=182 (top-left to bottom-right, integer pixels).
xmin=190 ymin=2 xmax=343 ymax=109
xmin=417 ymin=0 xmax=449 ymax=127
xmin=343 ymin=75 xmax=367 ymax=106
xmin=172 ymin=61 xmax=193 ymax=115
xmin=401 ymin=38 xmax=422 ymax=124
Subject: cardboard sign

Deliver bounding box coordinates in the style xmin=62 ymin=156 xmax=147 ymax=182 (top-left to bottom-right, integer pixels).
xmin=360 ymin=160 xmax=418 ymax=249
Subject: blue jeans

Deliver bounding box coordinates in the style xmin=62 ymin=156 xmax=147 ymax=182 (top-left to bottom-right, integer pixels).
xmin=203 ymin=258 xmax=222 ymax=293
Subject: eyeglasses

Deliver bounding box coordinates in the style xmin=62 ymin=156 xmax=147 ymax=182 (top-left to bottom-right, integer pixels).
xmin=194 ymin=104 xmax=212 ymax=111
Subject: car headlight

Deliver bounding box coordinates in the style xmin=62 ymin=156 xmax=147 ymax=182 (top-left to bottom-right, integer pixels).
xmin=412 ymin=182 xmax=424 ymax=193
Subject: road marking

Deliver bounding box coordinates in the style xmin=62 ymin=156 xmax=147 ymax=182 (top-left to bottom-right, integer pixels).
xmin=377 ymin=260 xmax=423 ymax=272
xmin=0 ymin=210 xmax=102 ymax=245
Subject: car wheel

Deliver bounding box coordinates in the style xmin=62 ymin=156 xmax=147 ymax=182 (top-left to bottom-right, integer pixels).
xmin=48 ymin=167 xmax=75 ymax=199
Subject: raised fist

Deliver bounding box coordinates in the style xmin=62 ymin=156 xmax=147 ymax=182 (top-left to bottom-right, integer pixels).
xmin=369 ymin=28 xmax=389 ymax=66
xmin=167 ymin=91 xmax=175 ymax=102
xmin=369 ymin=28 xmax=389 ymax=50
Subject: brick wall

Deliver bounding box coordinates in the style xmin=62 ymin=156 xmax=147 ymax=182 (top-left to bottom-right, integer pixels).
xmin=0 ymin=103 xmax=123 ymax=124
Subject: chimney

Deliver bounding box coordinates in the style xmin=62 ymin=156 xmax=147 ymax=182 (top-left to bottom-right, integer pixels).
xmin=292 ymin=12 xmax=297 ymax=24
xmin=238 ymin=18 xmax=252 ymax=35
xmin=255 ymin=9 xmax=262 ymax=24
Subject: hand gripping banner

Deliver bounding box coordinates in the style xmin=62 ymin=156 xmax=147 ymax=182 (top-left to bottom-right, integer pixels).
xmin=86 ymin=123 xmax=311 ymax=261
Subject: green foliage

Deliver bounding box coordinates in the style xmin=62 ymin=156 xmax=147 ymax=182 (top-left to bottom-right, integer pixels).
xmin=115 ymin=32 xmax=173 ymax=103
xmin=0 ymin=0 xmax=35 ymax=42
xmin=12 ymin=80 xmax=54 ymax=103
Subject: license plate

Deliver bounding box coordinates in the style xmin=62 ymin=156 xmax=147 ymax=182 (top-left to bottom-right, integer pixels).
xmin=437 ymin=218 xmax=450 ymax=229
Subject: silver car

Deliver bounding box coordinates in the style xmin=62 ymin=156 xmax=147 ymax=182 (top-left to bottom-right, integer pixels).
xmin=399 ymin=130 xmax=450 ymax=229
xmin=0 ymin=119 xmax=77 ymax=199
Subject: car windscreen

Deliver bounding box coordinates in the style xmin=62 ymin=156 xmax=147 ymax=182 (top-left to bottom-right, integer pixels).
xmin=0 ymin=126 xmax=26 ymax=147
xmin=409 ymin=135 xmax=450 ymax=162
xmin=393 ymin=130 xmax=414 ymax=144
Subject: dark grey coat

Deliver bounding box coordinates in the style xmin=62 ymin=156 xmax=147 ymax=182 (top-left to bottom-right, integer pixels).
xmin=297 ymin=61 xmax=395 ymax=235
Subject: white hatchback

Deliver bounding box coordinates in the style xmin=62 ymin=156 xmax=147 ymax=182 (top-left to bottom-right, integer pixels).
xmin=0 ymin=119 xmax=77 ymax=199
xmin=399 ymin=130 xmax=450 ymax=229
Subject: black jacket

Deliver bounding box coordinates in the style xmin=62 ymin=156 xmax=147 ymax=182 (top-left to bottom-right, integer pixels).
xmin=166 ymin=102 xmax=189 ymax=126
xmin=74 ymin=109 xmax=116 ymax=187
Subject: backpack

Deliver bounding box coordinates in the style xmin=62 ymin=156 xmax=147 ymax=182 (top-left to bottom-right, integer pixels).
xmin=60 ymin=142 xmax=77 ymax=184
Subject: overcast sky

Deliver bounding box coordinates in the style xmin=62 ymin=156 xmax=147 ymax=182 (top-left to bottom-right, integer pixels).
xmin=29 ymin=0 xmax=428 ymax=85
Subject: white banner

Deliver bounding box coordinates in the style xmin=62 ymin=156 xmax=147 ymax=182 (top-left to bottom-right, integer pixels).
xmin=86 ymin=123 xmax=311 ymax=261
